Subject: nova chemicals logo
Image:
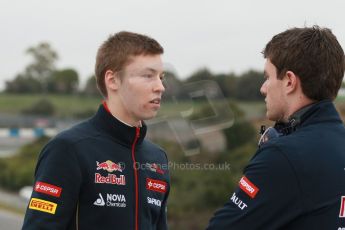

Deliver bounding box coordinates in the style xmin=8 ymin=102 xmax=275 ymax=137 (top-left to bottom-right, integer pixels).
xmin=93 ymin=193 xmax=105 ymax=206
xmin=93 ymin=193 xmax=126 ymax=208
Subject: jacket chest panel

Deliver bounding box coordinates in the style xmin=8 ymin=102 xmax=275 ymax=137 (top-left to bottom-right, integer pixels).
xmin=77 ymin=140 xmax=135 ymax=214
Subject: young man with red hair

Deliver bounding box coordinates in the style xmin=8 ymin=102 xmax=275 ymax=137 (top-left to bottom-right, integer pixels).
xmin=23 ymin=31 xmax=170 ymax=230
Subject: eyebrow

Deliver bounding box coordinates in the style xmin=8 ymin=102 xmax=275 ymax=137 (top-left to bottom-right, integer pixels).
xmin=142 ymin=68 xmax=165 ymax=77
xmin=263 ymin=70 xmax=269 ymax=78
xmin=145 ymin=67 xmax=164 ymax=73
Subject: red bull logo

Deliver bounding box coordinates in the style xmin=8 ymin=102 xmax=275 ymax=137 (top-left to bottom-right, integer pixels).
xmin=96 ymin=160 xmax=123 ymax=173
xmin=95 ymin=173 xmax=126 ymax=185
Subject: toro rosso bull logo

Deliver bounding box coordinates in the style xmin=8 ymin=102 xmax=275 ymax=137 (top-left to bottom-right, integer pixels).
xmin=96 ymin=160 xmax=123 ymax=173
xmin=146 ymin=163 xmax=165 ymax=175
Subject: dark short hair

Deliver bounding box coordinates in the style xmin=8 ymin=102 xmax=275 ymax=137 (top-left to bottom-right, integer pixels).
xmin=263 ymin=26 xmax=345 ymax=100
xmin=95 ymin=31 xmax=164 ymax=97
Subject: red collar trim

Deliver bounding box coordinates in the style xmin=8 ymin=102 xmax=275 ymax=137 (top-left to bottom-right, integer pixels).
xmin=102 ymin=101 xmax=112 ymax=114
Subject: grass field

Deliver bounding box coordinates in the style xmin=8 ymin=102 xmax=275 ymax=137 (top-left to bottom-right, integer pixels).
xmin=0 ymin=93 xmax=344 ymax=119
xmin=0 ymin=93 xmax=264 ymax=118
xmin=0 ymin=93 xmax=101 ymax=117
xmin=0 ymin=93 xmax=212 ymax=118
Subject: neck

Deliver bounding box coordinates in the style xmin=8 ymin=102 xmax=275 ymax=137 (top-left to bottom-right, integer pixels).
xmin=284 ymin=96 xmax=316 ymax=121
xmin=103 ymin=99 xmax=141 ymax=127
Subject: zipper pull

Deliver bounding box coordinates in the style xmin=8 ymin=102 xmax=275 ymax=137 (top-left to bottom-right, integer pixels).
xmin=260 ymin=125 xmax=266 ymax=135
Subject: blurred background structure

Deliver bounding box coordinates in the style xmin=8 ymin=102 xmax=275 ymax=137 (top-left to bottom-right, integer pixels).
xmin=1 ymin=1 xmax=345 ymax=229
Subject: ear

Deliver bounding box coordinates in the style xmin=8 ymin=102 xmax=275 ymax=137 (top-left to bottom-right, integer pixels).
xmin=284 ymin=70 xmax=300 ymax=94
xmin=104 ymin=70 xmax=121 ymax=91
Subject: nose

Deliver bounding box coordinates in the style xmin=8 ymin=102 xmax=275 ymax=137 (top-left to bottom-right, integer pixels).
xmin=260 ymin=82 xmax=267 ymax=96
xmin=153 ymin=77 xmax=165 ymax=93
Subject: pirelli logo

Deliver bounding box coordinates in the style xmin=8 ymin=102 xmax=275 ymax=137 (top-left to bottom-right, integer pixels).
xmin=238 ymin=176 xmax=259 ymax=199
xmin=29 ymin=198 xmax=57 ymax=214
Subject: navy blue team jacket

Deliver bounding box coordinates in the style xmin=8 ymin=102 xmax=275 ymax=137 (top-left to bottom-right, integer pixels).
xmin=207 ymin=100 xmax=345 ymax=229
xmin=22 ymin=104 xmax=170 ymax=230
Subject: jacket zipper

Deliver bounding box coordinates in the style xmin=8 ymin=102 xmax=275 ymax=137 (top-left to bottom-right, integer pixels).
xmin=75 ymin=202 xmax=79 ymax=230
xmin=131 ymin=127 xmax=140 ymax=230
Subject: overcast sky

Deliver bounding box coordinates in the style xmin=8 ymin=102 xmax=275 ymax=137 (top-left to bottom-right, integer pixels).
xmin=1 ymin=0 xmax=344 ymax=90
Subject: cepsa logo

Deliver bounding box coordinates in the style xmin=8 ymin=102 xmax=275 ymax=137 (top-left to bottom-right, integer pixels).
xmin=239 ymin=176 xmax=259 ymax=199
xmin=146 ymin=178 xmax=167 ymax=193
xmin=34 ymin=181 xmax=62 ymax=198
xmin=29 ymin=198 xmax=57 ymax=214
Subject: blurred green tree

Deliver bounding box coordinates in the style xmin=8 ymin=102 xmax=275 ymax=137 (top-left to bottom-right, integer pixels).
xmin=21 ymin=98 xmax=56 ymax=116
xmin=5 ymin=42 xmax=58 ymax=93
xmin=83 ymin=75 xmax=100 ymax=96
xmin=214 ymin=73 xmax=238 ymax=98
xmin=0 ymin=136 xmax=50 ymax=191
xmin=25 ymin=42 xmax=58 ymax=91
xmin=235 ymin=70 xmax=264 ymax=101
xmin=162 ymin=71 xmax=183 ymax=101
xmin=185 ymin=68 xmax=214 ymax=83
xmin=162 ymin=100 xmax=258 ymax=229
xmin=47 ymin=68 xmax=79 ymax=94
xmin=5 ymin=74 xmax=42 ymax=93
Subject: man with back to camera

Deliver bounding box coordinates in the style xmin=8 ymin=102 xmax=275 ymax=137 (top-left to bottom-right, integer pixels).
xmin=207 ymin=26 xmax=345 ymax=229
xmin=22 ymin=31 xmax=170 ymax=230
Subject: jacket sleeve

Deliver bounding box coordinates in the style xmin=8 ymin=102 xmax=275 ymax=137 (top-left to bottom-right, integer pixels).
xmin=22 ymin=137 xmax=82 ymax=230
xmin=157 ymin=183 xmax=170 ymax=230
xmin=157 ymin=154 xmax=170 ymax=230
xmin=207 ymin=145 xmax=303 ymax=230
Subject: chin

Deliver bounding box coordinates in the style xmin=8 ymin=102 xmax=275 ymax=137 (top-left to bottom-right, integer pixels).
xmin=266 ymin=112 xmax=277 ymax=122
xmin=141 ymin=113 xmax=158 ymax=121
